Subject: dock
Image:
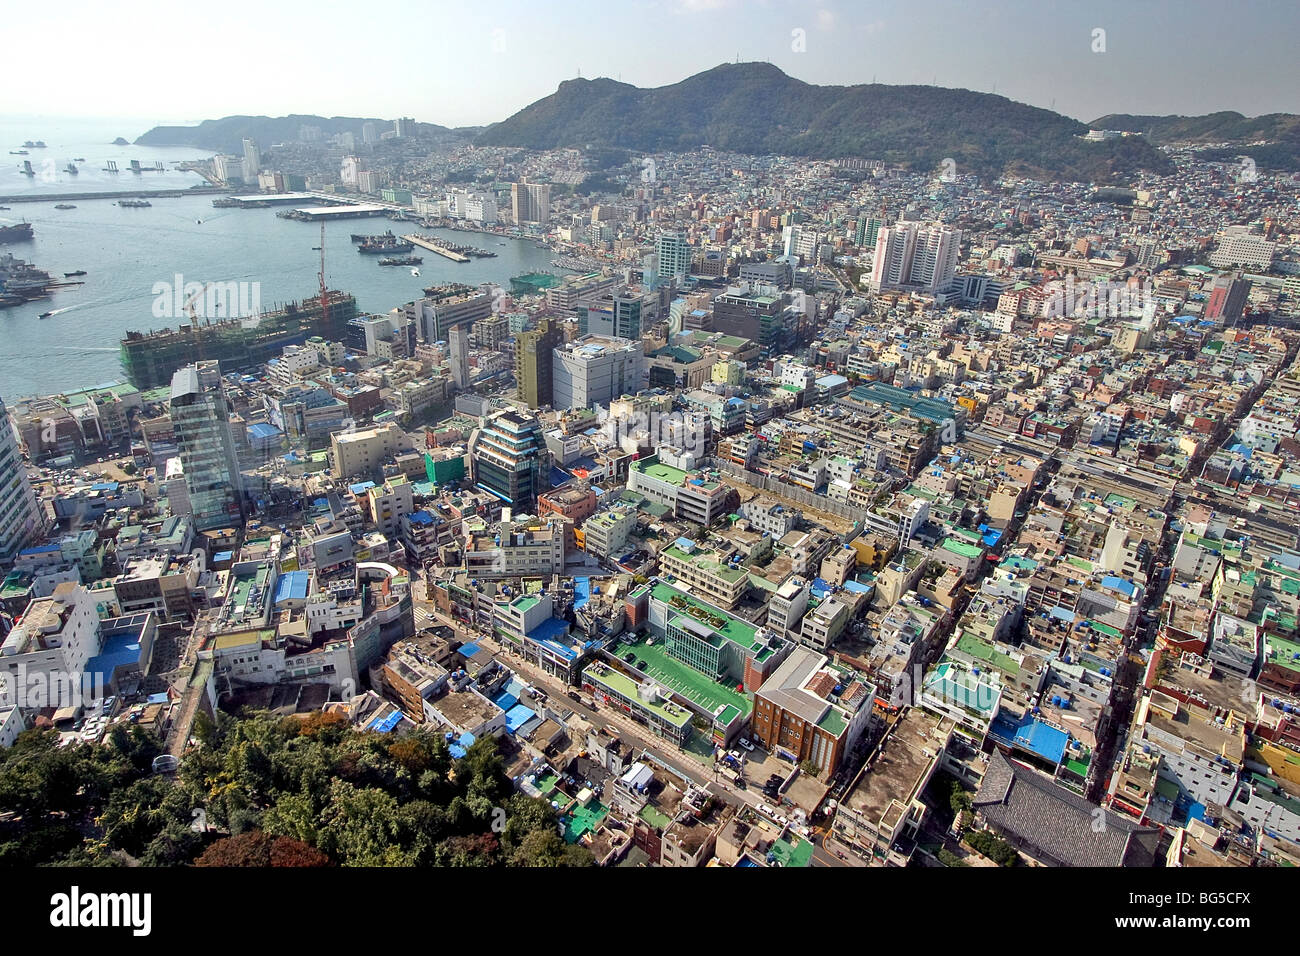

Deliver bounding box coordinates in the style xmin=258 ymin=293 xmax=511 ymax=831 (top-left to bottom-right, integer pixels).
xmin=402 ymin=234 xmax=469 ymax=262
xmin=0 ymin=187 xmax=226 ymax=204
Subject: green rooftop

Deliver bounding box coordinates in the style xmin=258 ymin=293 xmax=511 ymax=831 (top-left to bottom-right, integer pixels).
xmin=941 ymin=537 xmax=984 ymax=560
xmin=955 ymin=633 xmax=1020 ymax=677
xmin=651 ymin=581 xmax=759 ymax=649
xmin=619 ymin=630 xmax=752 ymax=719
xmin=583 ymin=665 xmax=693 ymax=729
xmin=634 ymin=459 xmax=687 ymax=485
xmin=767 ymin=834 xmax=814 ymax=868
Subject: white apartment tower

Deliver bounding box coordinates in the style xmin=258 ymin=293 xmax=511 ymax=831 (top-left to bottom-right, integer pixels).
xmin=870 ymin=223 xmax=961 ymax=293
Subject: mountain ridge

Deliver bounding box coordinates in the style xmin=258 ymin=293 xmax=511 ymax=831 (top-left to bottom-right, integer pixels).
xmin=474 ymin=62 xmax=1174 ymax=182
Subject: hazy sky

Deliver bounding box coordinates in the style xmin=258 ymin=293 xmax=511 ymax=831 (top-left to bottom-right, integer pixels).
xmin=5 ymin=0 xmax=1298 ymax=131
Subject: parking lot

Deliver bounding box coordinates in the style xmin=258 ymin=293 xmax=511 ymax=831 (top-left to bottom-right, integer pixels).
xmin=724 ymin=742 xmax=833 ymax=813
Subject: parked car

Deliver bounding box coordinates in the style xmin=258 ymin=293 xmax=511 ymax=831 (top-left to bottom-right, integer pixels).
xmin=738 ymin=737 xmax=755 ymax=752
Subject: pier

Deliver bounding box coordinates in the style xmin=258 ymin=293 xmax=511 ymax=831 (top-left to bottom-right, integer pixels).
xmin=0 ymin=187 xmax=226 ymax=204
xmin=402 ymin=234 xmax=470 ymax=262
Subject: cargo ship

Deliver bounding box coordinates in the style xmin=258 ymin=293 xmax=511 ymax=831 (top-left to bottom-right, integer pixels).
xmin=377 ymin=255 xmax=423 ymax=266
xmin=117 ymin=199 xmax=152 ymax=208
xmin=120 ymin=290 xmax=358 ymax=389
xmin=0 ymin=222 xmax=34 ymax=244
xmin=358 ymin=236 xmax=414 ymax=254
xmin=22 ymin=141 xmax=46 ymax=149
xmin=0 ymin=253 xmax=52 ymax=298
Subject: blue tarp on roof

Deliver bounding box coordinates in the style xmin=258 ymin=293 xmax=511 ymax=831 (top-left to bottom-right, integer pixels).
xmin=214 ymin=551 xmax=233 ymax=562
xmin=1100 ymin=575 xmax=1138 ymax=598
xmin=809 ymin=577 xmax=833 ymax=599
xmin=573 ymin=576 xmax=591 ymax=611
xmin=406 ymin=510 xmax=434 ymax=526
xmin=274 ymin=570 xmax=310 ymax=604
xmin=90 ymin=482 xmax=119 ymax=492
xmin=449 ymin=731 xmax=476 ymax=759
xmin=989 ymin=711 xmax=1069 ymax=765
xmin=348 ymin=480 xmax=376 ymax=495
xmin=843 ymin=579 xmax=871 ymax=594
xmin=367 ymin=710 xmax=404 ymax=733
xmin=1048 ymin=606 xmax=1076 ymax=622
xmin=460 ymin=642 xmax=481 ymax=658
xmin=494 ymin=692 xmax=519 ymax=712
xmin=550 ymin=466 xmax=571 ymax=487
xmin=505 ymin=703 xmax=537 ymax=734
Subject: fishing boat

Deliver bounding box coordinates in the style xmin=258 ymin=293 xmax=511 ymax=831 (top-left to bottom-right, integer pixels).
xmin=64 ymin=270 xmax=87 ymax=277
xmin=39 ymin=310 xmax=54 ymax=319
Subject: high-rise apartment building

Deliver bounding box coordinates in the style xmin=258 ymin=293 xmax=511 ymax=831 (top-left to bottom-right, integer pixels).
xmin=0 ymin=396 xmax=42 ymax=561
xmin=448 ymin=325 xmax=471 ymax=391
xmin=870 ymin=223 xmax=961 ymax=293
xmin=169 ymin=362 xmax=243 ymax=532
xmin=656 ymin=231 xmax=692 ymax=282
xmin=515 ymin=318 xmax=562 ymax=409
xmin=511 ymin=179 xmax=551 ymax=225
xmin=469 ymin=409 xmax=546 ymax=507
xmin=241 ymin=138 xmax=261 ymax=183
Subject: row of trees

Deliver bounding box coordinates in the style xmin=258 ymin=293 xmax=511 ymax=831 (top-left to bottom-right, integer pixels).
xmin=0 ymin=711 xmax=594 ymax=867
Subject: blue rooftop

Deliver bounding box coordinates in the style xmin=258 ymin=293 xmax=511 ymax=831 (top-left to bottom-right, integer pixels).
xmin=989 ymin=711 xmax=1069 ymax=765
xmin=1100 ymin=575 xmax=1138 ymax=598
xmin=274 ymin=570 xmax=310 ymax=604
xmin=348 ymin=480 xmax=377 ymax=495
xmin=573 ymin=576 xmax=591 ymax=611
xmin=19 ymin=543 xmax=60 ymax=555
xmin=247 ymin=422 xmax=282 ymax=440
xmin=528 ymin=617 xmax=574 ymax=658
xmin=84 ymin=623 xmax=146 ymax=685
xmin=505 ymin=703 xmax=537 ymax=734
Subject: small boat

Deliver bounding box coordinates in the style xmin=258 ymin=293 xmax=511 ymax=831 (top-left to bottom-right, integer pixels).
xmin=74 ymin=157 xmax=86 ymax=162
xmin=312 ymin=246 xmax=321 ymax=251
xmin=0 ymin=206 xmax=8 ymax=210
xmin=8 ymin=150 xmax=28 ymax=156
xmin=54 ymin=204 xmax=76 ymax=210
xmin=411 ymin=268 xmax=421 ymax=277
xmin=64 ymin=270 xmax=86 ymax=277
xmin=39 ymin=310 xmax=54 ymax=319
